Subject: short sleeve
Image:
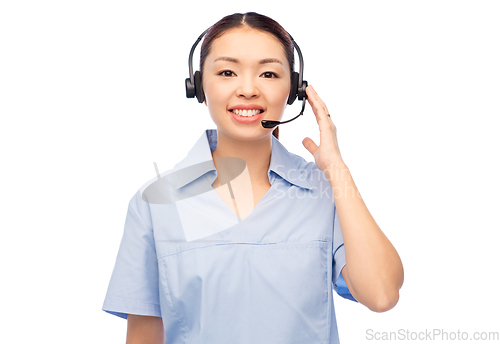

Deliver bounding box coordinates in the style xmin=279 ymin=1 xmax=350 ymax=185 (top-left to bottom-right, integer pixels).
xmin=102 ymin=190 xmax=162 ymax=319
xmin=332 ymin=204 xmax=358 ymax=302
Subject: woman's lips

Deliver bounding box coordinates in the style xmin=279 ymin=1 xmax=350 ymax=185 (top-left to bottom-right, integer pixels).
xmin=228 ymin=109 xmax=264 ymax=124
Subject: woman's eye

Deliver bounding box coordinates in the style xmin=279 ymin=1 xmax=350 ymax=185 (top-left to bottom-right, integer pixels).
xmin=219 ymin=70 xmax=235 ymax=77
xmin=262 ymin=72 xmax=279 ymax=78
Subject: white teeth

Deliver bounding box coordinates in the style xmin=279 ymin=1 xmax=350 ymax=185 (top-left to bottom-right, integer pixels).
xmin=231 ymin=109 xmax=261 ymax=117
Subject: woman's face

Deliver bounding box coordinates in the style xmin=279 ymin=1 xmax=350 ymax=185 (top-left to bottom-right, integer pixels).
xmin=202 ymin=27 xmax=291 ymax=141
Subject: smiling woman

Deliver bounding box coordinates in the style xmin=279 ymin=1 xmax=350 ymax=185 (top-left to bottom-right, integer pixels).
xmin=202 ymin=26 xmax=291 ymax=141
xmin=102 ymin=11 xmax=403 ymax=344
xmin=198 ymin=12 xmax=295 ymax=142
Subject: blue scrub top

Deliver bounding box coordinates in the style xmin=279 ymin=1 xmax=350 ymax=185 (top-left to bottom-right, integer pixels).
xmin=102 ymin=129 xmax=357 ymax=344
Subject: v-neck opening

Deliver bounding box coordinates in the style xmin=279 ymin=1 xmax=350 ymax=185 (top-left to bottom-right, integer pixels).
xmin=205 ymin=174 xmax=276 ymax=223
xmin=205 ymin=131 xmax=281 ymax=224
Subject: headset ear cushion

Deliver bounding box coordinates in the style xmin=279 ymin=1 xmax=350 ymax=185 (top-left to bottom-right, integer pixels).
xmin=194 ymin=71 xmax=205 ymax=103
xmin=288 ymin=72 xmax=299 ymax=105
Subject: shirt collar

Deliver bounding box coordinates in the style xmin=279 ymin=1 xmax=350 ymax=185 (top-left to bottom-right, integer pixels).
xmin=170 ymin=129 xmax=313 ymax=190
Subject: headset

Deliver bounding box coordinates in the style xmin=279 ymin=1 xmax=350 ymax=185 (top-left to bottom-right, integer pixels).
xmin=185 ymin=27 xmax=308 ymax=128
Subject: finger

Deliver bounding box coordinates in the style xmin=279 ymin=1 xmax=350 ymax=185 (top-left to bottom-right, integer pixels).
xmin=302 ymin=137 xmax=318 ymax=155
xmin=305 ymin=86 xmax=336 ymax=149
xmin=306 ymin=86 xmax=330 ymax=124
xmin=307 ymin=85 xmax=330 ymax=116
xmin=305 ymin=86 xmax=325 ymax=120
xmin=306 ymin=86 xmax=334 ymax=128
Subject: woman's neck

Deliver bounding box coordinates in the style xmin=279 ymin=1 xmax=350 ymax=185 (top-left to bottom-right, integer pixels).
xmin=211 ymin=130 xmax=272 ymax=186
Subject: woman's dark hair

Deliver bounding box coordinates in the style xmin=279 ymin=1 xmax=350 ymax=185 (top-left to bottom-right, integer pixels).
xmin=200 ymin=12 xmax=295 ymax=141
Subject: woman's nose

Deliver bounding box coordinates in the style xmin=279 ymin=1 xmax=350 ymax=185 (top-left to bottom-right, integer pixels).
xmin=236 ymin=76 xmax=259 ymax=99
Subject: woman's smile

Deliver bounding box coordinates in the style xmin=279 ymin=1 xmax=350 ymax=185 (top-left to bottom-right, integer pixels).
xmin=228 ymin=108 xmax=264 ymax=123
xmin=228 ymin=103 xmax=265 ymax=123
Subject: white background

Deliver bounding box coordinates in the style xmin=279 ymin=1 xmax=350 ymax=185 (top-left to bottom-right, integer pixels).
xmin=1 ymin=0 xmax=499 ymax=343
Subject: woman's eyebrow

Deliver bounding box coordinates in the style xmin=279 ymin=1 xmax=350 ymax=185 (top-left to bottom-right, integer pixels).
xmin=213 ymin=56 xmax=238 ymax=64
xmin=213 ymin=56 xmax=283 ymax=65
xmin=259 ymin=58 xmax=283 ymax=65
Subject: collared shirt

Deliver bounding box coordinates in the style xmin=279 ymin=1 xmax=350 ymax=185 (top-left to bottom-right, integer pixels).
xmin=102 ymin=129 xmax=357 ymax=344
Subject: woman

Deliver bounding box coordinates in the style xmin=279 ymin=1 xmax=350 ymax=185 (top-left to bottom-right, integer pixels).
xmin=102 ymin=12 xmax=404 ymax=344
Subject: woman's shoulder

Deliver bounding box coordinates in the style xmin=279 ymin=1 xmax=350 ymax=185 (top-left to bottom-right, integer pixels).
xmin=281 ymin=146 xmax=330 ymax=188
xmin=287 ymin=150 xmax=317 ymax=171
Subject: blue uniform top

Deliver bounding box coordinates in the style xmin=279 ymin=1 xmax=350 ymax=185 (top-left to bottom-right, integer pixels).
xmin=102 ymin=129 xmax=357 ymax=344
